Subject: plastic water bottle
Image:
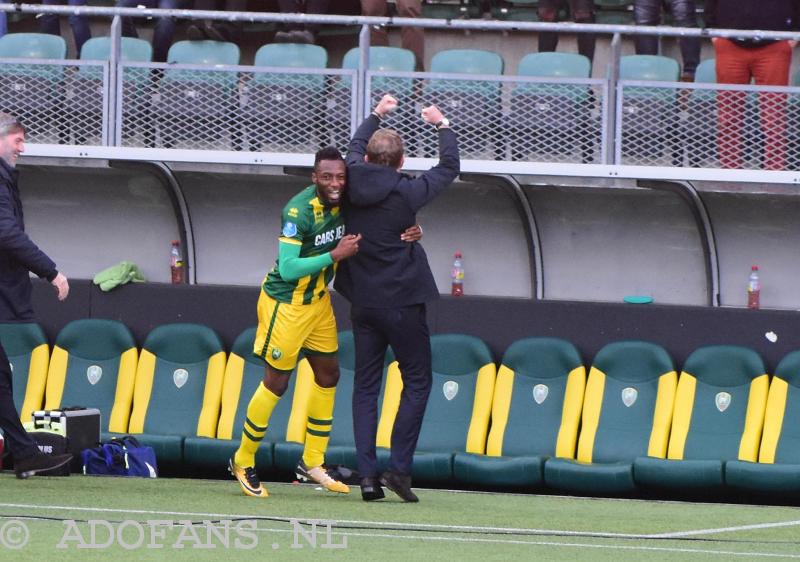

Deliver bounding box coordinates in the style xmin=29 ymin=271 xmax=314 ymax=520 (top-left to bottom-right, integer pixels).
xmin=747 ymin=265 xmax=760 ymax=310
xmin=451 ymin=252 xmax=464 ymax=297
xmin=170 ymin=240 xmax=185 ymax=284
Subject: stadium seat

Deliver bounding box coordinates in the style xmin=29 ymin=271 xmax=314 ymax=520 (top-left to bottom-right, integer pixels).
xmin=594 ymin=0 xmax=634 ymax=24
xmin=44 ymin=319 xmax=138 ymax=435
xmin=490 ymin=0 xmax=541 ymax=22
xmin=330 ymin=46 xmax=416 ymax=150
xmin=618 ymin=54 xmax=681 ymax=164
xmin=376 ymin=334 xmax=496 ymax=482
xmin=127 ymin=323 xmax=226 ymax=471
xmin=453 ymin=337 xmax=585 ymax=488
xmin=422 ymin=49 xmax=504 ymax=159
xmin=239 ymin=43 xmax=328 ymax=152
xmin=0 ymin=323 xmax=49 ymax=423
xmin=634 ymin=345 xmax=769 ymax=493
xmin=0 ymin=33 xmax=67 ymax=143
xmin=183 ymin=326 xmax=310 ymax=477
xmin=726 ymin=350 xmax=800 ymax=498
xmin=422 ymin=0 xmax=482 ymax=19
xmin=152 ymin=40 xmax=240 ymax=149
xmin=544 ymin=341 xmax=677 ymax=495
xmin=509 ymin=52 xmax=595 ymax=163
xmin=69 ymin=36 xmax=153 ymax=145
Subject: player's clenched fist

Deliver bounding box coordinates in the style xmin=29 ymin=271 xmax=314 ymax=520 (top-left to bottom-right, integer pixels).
xmin=331 ymin=234 xmax=362 ymax=262
xmin=374 ymin=95 xmax=398 ymax=118
xmin=421 ymin=105 xmax=444 ymax=125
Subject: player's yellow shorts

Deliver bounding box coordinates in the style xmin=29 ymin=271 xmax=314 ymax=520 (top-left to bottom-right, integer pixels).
xmin=253 ymin=290 xmax=338 ymax=373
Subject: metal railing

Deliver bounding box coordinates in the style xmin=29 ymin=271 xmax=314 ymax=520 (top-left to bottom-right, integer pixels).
xmin=4 ymin=3 xmax=800 ymax=182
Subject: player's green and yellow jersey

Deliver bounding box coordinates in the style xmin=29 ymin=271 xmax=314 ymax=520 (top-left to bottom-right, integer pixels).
xmin=264 ymin=184 xmax=345 ymax=305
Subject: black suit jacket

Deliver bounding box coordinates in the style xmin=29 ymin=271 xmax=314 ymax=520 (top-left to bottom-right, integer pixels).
xmin=0 ymin=159 xmax=57 ymax=321
xmin=333 ymin=114 xmax=460 ymax=308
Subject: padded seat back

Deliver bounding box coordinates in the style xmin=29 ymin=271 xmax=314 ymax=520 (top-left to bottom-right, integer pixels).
xmin=217 ymin=327 xmax=310 ymax=443
xmin=487 ymin=337 xmax=585 ymax=458
xmin=253 ymin=43 xmax=327 ymax=88
xmin=0 ymin=323 xmax=49 ymax=422
xmin=759 ymin=351 xmax=800 ymax=464
xmin=129 ymin=323 xmax=226 ymax=438
xmin=378 ymin=334 xmax=496 ymax=454
xmin=667 ymin=345 xmax=768 ymax=462
xmin=45 ymin=319 xmax=138 ymax=433
xmin=577 ymin=341 xmax=677 ymax=463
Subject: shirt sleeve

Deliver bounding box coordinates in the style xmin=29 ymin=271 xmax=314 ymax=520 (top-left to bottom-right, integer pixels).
xmin=277 ymin=240 xmax=334 ymax=282
xmin=278 ymin=204 xmax=307 ymax=246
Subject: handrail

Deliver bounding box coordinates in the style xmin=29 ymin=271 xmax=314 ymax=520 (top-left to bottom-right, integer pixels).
xmin=2 ymin=3 xmax=800 ymax=42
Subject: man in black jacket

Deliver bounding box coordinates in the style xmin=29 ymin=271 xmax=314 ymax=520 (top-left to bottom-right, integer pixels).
xmin=334 ymin=94 xmax=459 ymax=502
xmin=0 ymin=113 xmax=72 ymax=478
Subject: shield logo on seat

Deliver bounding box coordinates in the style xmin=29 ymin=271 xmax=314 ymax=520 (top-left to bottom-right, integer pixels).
xmin=622 ymin=387 xmax=638 ymax=407
xmin=173 ymin=369 xmax=189 ymax=389
xmin=533 ymin=384 xmax=549 ymax=404
xmin=443 ymin=380 xmax=458 ymax=401
xmin=86 ymin=365 xmax=103 ymax=386
xmin=716 ymin=392 xmax=731 ymax=412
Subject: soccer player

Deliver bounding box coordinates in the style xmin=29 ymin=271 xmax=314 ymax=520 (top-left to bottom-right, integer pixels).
xmin=229 ymin=146 xmax=420 ymax=498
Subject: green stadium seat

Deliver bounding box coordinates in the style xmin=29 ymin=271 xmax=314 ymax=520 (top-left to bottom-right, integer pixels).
xmin=153 ymin=40 xmax=241 ymax=149
xmin=686 ymin=58 xmax=717 ymax=166
xmin=726 ymin=350 xmax=800 ymax=498
xmin=544 ymin=341 xmax=677 ymax=495
xmin=634 ymin=345 xmax=768 ymax=493
xmin=510 ymin=52 xmax=594 ymax=162
xmin=0 ymin=323 xmax=49 ymax=423
xmin=594 ymin=0 xmax=634 ymax=24
xmin=183 ymin=326 xmax=309 ymax=477
xmin=79 ymin=36 xmax=153 ymax=64
xmin=453 ymin=337 xmax=585 ymax=488
xmin=240 ymin=43 xmax=328 ymax=151
xmin=422 ymin=49 xmax=504 ymax=159
xmin=619 ymin=54 xmax=681 ymax=163
xmin=0 ymin=33 xmax=68 ymax=143
xmin=127 ymin=323 xmax=226 ymax=471
xmin=422 ymin=0 xmax=482 ymax=19
xmin=376 ymin=334 xmax=496 ymax=482
xmin=44 ymin=319 xmax=138 ymax=435
xmin=490 ymin=0 xmax=541 ymax=22
xmin=330 ymin=46 xmax=417 ymax=150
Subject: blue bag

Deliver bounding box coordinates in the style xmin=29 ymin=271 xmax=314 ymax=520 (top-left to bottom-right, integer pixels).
xmin=81 ymin=436 xmax=158 ymax=478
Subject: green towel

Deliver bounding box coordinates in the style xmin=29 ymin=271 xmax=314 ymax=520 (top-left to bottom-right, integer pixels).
xmin=93 ymin=261 xmax=147 ymax=292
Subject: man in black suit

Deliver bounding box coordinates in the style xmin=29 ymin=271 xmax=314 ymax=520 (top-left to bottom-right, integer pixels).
xmin=334 ymin=94 xmax=459 ymax=502
xmin=0 ymin=113 xmax=73 ymax=478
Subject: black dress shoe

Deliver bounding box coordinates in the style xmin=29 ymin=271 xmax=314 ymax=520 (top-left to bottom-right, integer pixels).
xmin=360 ymin=477 xmax=385 ymax=501
xmin=379 ymin=470 xmax=418 ymax=503
xmin=14 ymin=452 xmax=73 ymax=479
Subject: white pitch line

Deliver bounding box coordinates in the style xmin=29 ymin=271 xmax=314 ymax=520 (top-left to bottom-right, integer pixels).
xmin=1 ymin=502 xmax=799 ymax=544
xmin=651 ymin=519 xmax=800 ymax=539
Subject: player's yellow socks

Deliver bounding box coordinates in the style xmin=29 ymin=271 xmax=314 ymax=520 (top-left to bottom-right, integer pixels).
xmin=234 ymin=382 xmax=280 ymax=468
xmin=302 ymin=381 xmax=336 ymax=468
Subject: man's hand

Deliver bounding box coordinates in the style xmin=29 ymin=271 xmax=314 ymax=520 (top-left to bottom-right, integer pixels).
xmin=374 ymin=94 xmax=398 ymax=118
xmin=51 ymin=272 xmax=69 ymax=301
xmin=401 ymin=224 xmax=423 ymax=243
xmin=331 ymin=234 xmax=362 ymax=262
xmin=421 ymin=105 xmax=445 ymax=125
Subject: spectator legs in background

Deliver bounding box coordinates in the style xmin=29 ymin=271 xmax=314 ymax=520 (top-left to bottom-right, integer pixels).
xmin=0 ymin=12 xmax=6 ymax=38
xmin=715 ymin=38 xmax=791 ymax=170
xmin=275 ymin=0 xmax=330 ymax=44
xmin=361 ymin=0 xmax=425 ymax=70
xmin=634 ymin=0 xmax=699 ymax=79
xmin=187 ymin=0 xmax=246 ymax=42
xmin=537 ymin=0 xmax=595 ymax=63
xmin=117 ymin=0 xmax=185 ymax=62
xmin=41 ymin=0 xmax=91 ymax=57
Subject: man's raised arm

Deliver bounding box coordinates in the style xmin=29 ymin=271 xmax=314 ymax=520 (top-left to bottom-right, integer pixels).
xmin=346 ymin=95 xmax=398 ymax=165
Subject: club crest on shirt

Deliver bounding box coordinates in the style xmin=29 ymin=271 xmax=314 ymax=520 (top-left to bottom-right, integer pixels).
xmin=173 ymin=368 xmax=189 ymax=389
xmin=443 ymin=380 xmax=459 ymax=401
xmin=533 ymin=384 xmax=549 ymax=404
xmin=622 ymin=387 xmax=638 ymax=407
xmin=282 ymin=222 xmax=298 ymax=238
xmin=87 ymin=365 xmax=103 ymax=386
xmin=715 ymin=392 xmax=731 ymax=412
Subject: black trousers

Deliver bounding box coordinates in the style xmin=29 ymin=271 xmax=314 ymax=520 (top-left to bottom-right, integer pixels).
xmin=537 ymin=0 xmax=596 ymax=62
xmin=0 ymin=341 xmax=38 ymax=461
xmin=351 ymin=303 xmax=432 ymax=478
